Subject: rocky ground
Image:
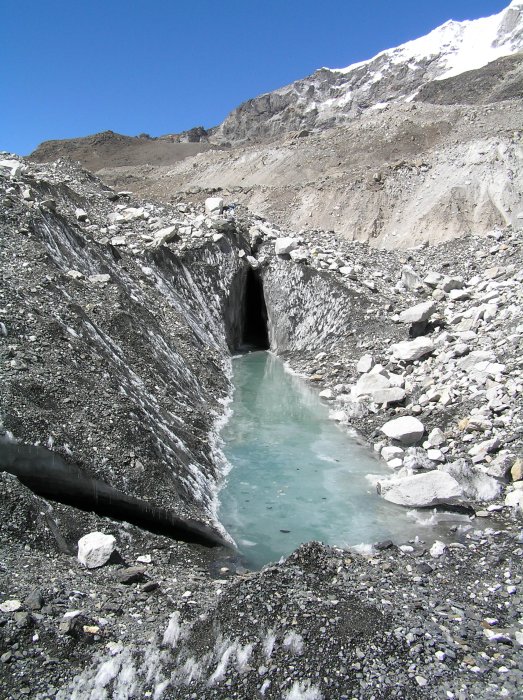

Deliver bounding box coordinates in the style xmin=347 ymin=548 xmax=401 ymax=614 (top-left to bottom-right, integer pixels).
xmin=80 ymin=100 xmax=523 ymax=249
xmin=0 ymin=154 xmax=522 ymax=698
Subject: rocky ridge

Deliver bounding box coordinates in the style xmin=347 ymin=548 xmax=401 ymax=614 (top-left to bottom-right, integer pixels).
xmin=212 ymin=2 xmax=523 ymax=144
xmin=0 ymin=155 xmax=522 ymax=698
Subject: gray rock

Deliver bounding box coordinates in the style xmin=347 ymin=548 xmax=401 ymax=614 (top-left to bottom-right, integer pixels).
xmin=439 ymin=460 xmax=501 ymax=501
xmin=88 ymin=273 xmax=111 ymax=284
xmin=398 ymin=301 xmax=436 ymax=324
xmin=400 ymin=266 xmax=423 ymax=290
xmin=378 ymin=470 xmax=463 ymax=507
xmin=24 ymin=589 xmax=44 ymax=611
xmin=457 ymin=350 xmax=495 ymax=371
xmin=424 ymin=271 xmax=443 ymax=288
xmin=116 ymin=566 xmax=147 ymax=584
xmin=392 ymin=337 xmax=435 ymax=361
xmin=153 ymin=225 xmax=179 ymax=246
xmin=441 ymin=277 xmax=463 ymax=292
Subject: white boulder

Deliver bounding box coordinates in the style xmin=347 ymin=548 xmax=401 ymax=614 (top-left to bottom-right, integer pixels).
xmin=398 ymin=301 xmax=436 ymax=324
xmin=153 ymin=225 xmax=178 ymax=246
xmin=505 ymin=490 xmax=523 ymax=512
xmin=381 ymin=446 xmax=404 ymax=461
xmin=400 ymin=266 xmax=423 ymax=290
xmin=378 ymin=471 xmax=463 ymax=507
xmin=352 ymin=372 xmax=406 ymax=405
xmin=205 ymin=197 xmax=224 ymax=215
xmin=430 ymin=541 xmax=447 ymax=558
xmin=381 ymin=416 xmax=424 ymax=445
xmin=427 ymin=428 xmax=446 ymax=447
xmin=392 ymin=337 xmax=435 ymax=362
xmin=356 ymin=354 xmax=374 ymax=374
xmin=275 ymin=237 xmax=298 ymax=255
xmin=78 ymin=532 xmax=116 ymax=569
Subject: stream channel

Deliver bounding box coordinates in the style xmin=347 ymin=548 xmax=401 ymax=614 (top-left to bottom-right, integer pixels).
xmin=218 ymin=351 xmax=471 ymax=569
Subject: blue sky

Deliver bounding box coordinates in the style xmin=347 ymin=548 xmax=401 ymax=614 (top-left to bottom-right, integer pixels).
xmin=1 ymin=0 xmax=510 ymax=155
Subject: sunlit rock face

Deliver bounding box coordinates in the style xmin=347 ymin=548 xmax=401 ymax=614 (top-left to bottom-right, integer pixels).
xmin=213 ymin=3 xmax=523 ymax=144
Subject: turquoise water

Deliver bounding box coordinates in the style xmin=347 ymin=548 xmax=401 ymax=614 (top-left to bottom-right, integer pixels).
xmin=218 ymin=351 xmax=447 ymax=569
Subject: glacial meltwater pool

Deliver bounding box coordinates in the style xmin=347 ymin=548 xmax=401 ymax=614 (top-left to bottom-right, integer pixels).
xmin=218 ymin=351 xmax=465 ymax=569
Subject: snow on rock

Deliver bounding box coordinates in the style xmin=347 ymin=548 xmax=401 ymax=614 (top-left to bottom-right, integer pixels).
xmin=332 ymin=2 xmax=523 ymax=82
xmin=77 ymin=532 xmax=116 ymax=569
xmin=378 ymin=470 xmax=463 ymax=507
xmin=381 ymin=416 xmax=425 ymax=445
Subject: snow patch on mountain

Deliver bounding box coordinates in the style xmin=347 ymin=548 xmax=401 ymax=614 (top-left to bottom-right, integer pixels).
xmin=331 ymin=2 xmax=523 ymax=82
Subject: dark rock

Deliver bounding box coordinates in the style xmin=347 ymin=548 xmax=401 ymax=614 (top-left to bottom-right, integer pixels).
xmin=116 ymin=566 xmax=147 ymax=584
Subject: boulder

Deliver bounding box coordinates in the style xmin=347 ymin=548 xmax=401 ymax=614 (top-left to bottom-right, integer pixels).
xmin=511 ymin=458 xmax=523 ymax=482
xmin=377 ymin=470 xmax=463 ymax=507
xmin=290 ymin=249 xmax=309 ymax=263
xmin=153 ymin=225 xmax=179 ymax=246
xmin=441 ymin=277 xmax=463 ymax=292
xmin=398 ymin=301 xmax=436 ymax=324
xmin=78 ymin=532 xmax=116 ymax=569
xmin=401 ymin=266 xmax=423 ymax=290
xmin=356 ymin=354 xmax=374 ymax=374
xmin=505 ymin=489 xmax=523 ymax=511
xmin=424 ymin=271 xmax=443 ymax=288
xmin=439 ymin=460 xmax=501 ymax=501
xmin=275 ymin=238 xmax=298 ymax=255
xmin=381 ymin=416 xmax=424 ymax=445
xmin=88 ymin=274 xmax=111 ymax=284
xmin=339 ymin=266 xmax=357 ymax=279
xmin=352 ymin=372 xmax=406 ymax=405
xmin=205 ymin=197 xmax=224 ymax=215
xmin=392 ymin=337 xmax=435 ymax=362
xmin=430 ymin=541 xmax=447 ymax=558
xmin=381 ymin=446 xmax=404 ymax=461
xmin=427 ymin=427 xmax=446 ymax=447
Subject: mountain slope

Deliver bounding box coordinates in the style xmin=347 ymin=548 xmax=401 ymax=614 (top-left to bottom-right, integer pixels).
xmin=28 ymin=2 xmax=523 ymax=249
xmin=213 ymin=1 xmax=523 ymax=144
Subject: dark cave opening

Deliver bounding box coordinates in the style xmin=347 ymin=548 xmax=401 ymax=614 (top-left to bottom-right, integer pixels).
xmin=241 ymin=269 xmax=269 ymax=350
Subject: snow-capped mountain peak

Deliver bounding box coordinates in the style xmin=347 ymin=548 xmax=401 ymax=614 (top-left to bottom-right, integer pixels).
xmin=332 ymin=2 xmax=523 ymax=81
xmin=215 ymin=2 xmax=522 ymax=143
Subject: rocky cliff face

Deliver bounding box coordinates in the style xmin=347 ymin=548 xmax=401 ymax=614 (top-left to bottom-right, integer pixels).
xmin=213 ymin=2 xmax=523 ymax=144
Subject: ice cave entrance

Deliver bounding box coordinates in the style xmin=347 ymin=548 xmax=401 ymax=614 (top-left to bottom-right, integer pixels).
xmin=240 ymin=269 xmax=269 ymax=350
xmin=218 ymin=352 xmax=468 ymax=569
